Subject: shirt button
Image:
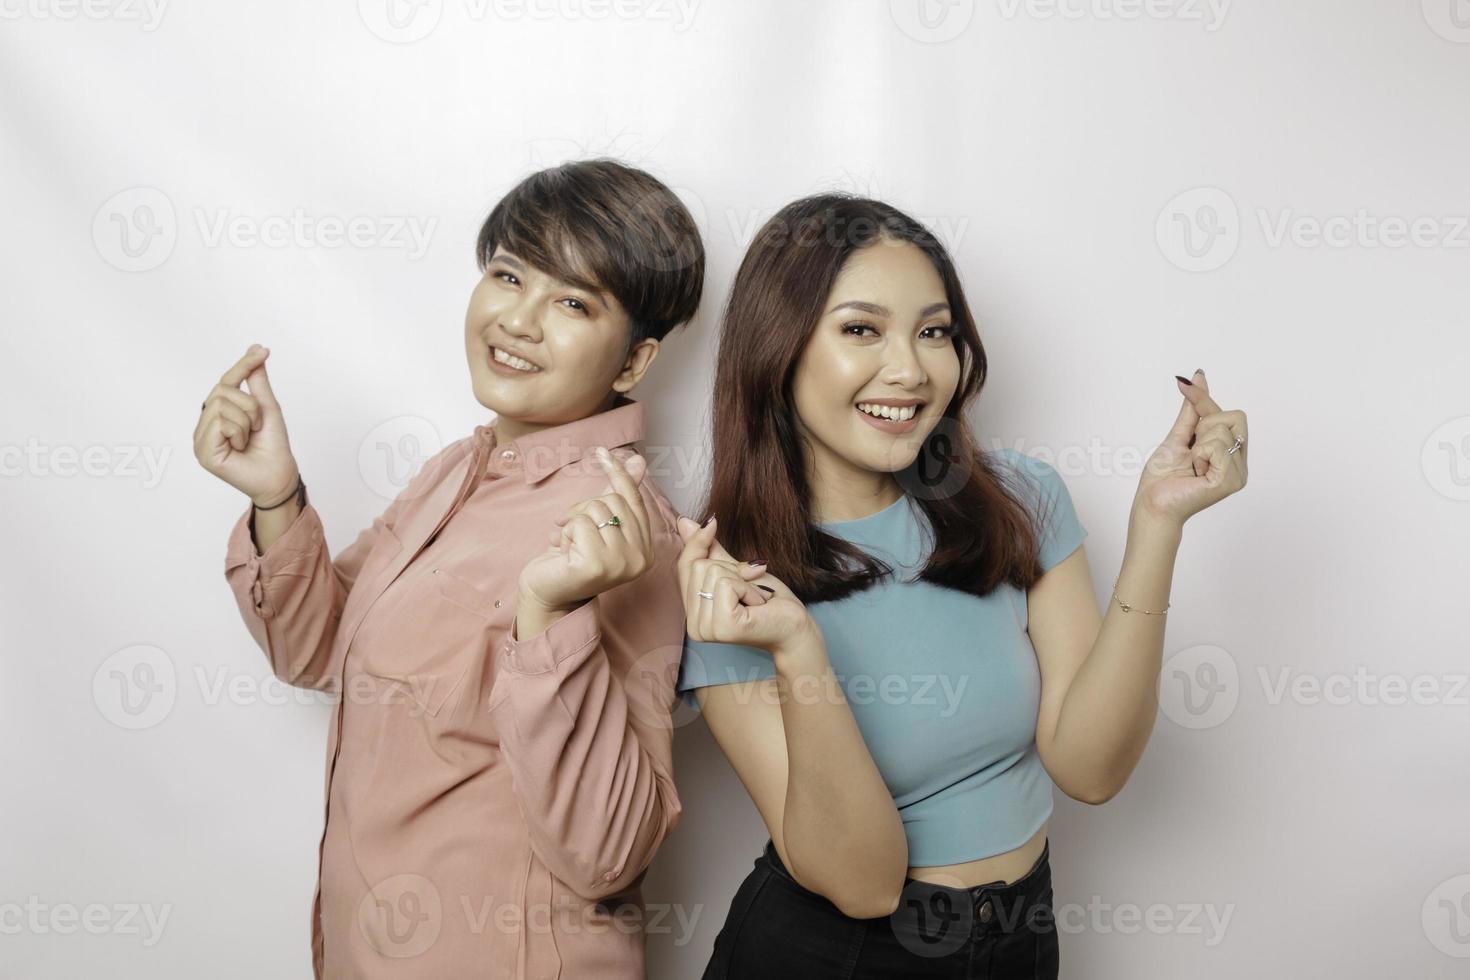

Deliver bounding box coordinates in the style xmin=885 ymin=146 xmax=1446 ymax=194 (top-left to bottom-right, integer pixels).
xmin=494 ymin=599 xmax=502 ymax=608
xmin=500 ymin=448 xmax=516 ymax=461
xmin=977 ymin=898 xmax=994 ymax=923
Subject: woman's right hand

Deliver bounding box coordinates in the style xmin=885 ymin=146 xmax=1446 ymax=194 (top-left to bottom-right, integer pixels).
xmin=675 ymin=516 xmax=816 ymax=656
xmin=193 ymin=344 xmax=301 ymax=507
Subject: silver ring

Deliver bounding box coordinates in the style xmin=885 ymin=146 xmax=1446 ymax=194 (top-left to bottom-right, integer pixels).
xmin=594 ymin=515 xmax=623 ymax=529
xmin=697 ymin=591 xmax=715 ymax=600
xmin=1227 ymin=435 xmax=1244 ymax=455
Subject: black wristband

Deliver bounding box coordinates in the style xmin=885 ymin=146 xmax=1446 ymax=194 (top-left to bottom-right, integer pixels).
xmin=254 ymin=474 xmax=306 ymax=511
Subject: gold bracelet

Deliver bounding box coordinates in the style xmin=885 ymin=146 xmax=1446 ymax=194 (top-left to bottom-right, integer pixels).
xmin=1111 ymin=576 xmax=1169 ymax=615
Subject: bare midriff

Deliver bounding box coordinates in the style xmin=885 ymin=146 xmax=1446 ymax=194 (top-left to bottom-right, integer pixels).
xmin=906 ymin=821 xmax=1049 ymax=888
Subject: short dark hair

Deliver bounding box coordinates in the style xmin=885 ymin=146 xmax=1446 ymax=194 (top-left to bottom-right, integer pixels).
xmin=475 ymin=158 xmax=705 ymax=347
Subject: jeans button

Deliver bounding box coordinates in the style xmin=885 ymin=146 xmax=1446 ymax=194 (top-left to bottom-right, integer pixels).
xmin=977 ymin=898 xmax=994 ymax=923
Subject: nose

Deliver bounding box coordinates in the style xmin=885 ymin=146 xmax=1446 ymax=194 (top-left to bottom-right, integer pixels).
xmin=499 ymin=291 xmax=543 ymax=343
xmin=881 ymin=337 xmax=927 ymax=388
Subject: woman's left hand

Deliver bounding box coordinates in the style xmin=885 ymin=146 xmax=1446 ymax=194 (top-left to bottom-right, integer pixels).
xmin=518 ymin=448 xmax=657 ymax=613
xmin=1135 ymin=368 xmax=1249 ymax=528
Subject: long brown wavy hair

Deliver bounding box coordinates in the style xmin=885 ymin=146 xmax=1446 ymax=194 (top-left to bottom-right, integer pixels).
xmin=696 ymin=194 xmax=1057 ymax=604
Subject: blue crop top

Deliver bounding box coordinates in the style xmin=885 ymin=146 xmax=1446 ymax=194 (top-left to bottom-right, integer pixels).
xmin=676 ymin=448 xmax=1088 ymax=866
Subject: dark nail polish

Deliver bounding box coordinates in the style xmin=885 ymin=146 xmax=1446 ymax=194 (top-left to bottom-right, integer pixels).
xmin=756 ymin=584 xmax=775 ymax=594
xmin=746 ymin=559 xmax=767 ymax=566
xmin=1175 ymin=375 xmax=1193 ymax=386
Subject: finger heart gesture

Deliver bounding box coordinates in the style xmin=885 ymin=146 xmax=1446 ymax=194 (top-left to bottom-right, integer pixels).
xmin=518 ymin=447 xmax=658 ymax=612
xmin=1137 ymin=368 xmax=1250 ymax=526
xmin=674 ymin=515 xmax=814 ymax=656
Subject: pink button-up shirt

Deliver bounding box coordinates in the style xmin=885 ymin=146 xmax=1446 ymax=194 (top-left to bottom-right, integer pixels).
xmin=223 ymin=397 xmax=687 ymax=979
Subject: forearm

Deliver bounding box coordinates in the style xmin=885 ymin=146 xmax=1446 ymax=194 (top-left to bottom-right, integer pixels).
xmin=774 ymin=625 xmax=908 ymax=917
xmin=1050 ymin=509 xmax=1183 ymax=802
xmin=496 ymin=591 xmax=683 ymax=899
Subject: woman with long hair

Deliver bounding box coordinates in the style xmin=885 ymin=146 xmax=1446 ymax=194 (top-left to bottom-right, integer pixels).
xmin=673 ymin=194 xmax=1248 ymax=978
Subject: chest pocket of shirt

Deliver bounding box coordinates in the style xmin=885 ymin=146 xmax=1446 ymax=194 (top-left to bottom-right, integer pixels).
xmin=357 ymin=564 xmax=511 ymax=719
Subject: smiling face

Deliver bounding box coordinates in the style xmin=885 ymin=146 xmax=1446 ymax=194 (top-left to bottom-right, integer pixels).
xmin=790 ymin=237 xmax=962 ymax=496
xmin=464 ymin=246 xmax=660 ymax=439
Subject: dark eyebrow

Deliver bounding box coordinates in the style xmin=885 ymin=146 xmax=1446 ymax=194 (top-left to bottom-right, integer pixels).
xmin=488 ymin=252 xmax=610 ymax=312
xmin=828 ymin=300 xmax=951 ymax=318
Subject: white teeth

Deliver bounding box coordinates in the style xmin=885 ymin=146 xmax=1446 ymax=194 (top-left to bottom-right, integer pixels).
xmin=856 ymin=402 xmax=917 ymax=421
xmin=493 ymin=347 xmax=539 ymax=372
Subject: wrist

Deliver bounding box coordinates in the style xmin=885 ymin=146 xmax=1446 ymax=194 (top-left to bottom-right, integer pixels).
xmin=516 ymin=586 xmax=583 ymax=619
xmin=252 ymin=471 xmax=303 ymax=510
xmin=1128 ymin=503 xmax=1184 ymax=547
xmin=770 ymin=619 xmax=827 ymax=673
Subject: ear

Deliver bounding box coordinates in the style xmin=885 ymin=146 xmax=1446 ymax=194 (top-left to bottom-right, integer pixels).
xmin=612 ymin=336 xmax=661 ymax=394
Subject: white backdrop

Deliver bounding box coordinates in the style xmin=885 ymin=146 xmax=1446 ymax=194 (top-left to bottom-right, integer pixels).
xmin=3 ymin=1 xmax=1468 ymax=976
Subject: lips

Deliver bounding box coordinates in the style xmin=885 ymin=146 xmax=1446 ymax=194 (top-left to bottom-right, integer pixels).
xmin=853 ymin=402 xmax=923 ymax=434
xmin=488 ymin=345 xmax=541 ymax=373
xmin=855 ymin=401 xmax=922 ymax=422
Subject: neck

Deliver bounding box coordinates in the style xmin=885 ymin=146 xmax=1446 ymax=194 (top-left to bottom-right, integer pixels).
xmin=488 ymin=391 xmax=626 ymax=446
xmin=804 ymin=443 xmax=905 ymax=525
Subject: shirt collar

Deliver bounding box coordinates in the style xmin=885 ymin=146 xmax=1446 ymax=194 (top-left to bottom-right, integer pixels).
xmin=471 ymin=395 xmax=645 ymax=485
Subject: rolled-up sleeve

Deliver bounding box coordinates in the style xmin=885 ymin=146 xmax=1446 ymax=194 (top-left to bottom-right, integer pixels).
xmin=488 ymin=527 xmax=686 ymax=901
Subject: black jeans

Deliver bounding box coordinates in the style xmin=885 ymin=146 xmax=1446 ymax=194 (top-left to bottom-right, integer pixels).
xmin=700 ymin=838 xmax=1059 ymax=979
